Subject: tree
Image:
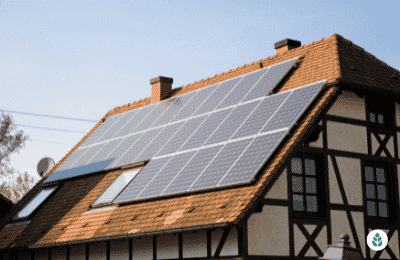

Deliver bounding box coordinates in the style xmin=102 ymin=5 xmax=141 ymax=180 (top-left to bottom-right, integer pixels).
xmin=0 ymin=110 xmax=29 ymax=167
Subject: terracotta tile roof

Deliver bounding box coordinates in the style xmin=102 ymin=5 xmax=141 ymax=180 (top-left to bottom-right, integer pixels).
xmin=1 ymin=33 xmax=399 ymax=249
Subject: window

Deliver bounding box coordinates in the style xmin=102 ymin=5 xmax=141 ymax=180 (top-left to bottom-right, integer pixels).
xmin=366 ymin=95 xmax=394 ymax=127
xmin=364 ymin=163 xmax=393 ymax=219
xmin=290 ymin=154 xmax=325 ymax=218
xmin=14 ymin=187 xmax=57 ymax=220
xmin=92 ymin=169 xmax=140 ymax=206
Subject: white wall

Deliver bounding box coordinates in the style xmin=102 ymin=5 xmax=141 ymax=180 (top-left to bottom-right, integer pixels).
xmin=132 ymin=237 xmax=152 ymax=260
xmin=157 ymin=234 xmax=179 ymax=259
xmin=69 ymin=244 xmax=86 ymax=260
xmin=327 ymin=122 xmax=368 ymax=154
xmin=89 ymin=241 xmax=106 ymax=260
xmin=182 ymin=230 xmax=207 ymax=258
xmin=110 ymin=239 xmax=129 ymax=260
xmin=264 ymin=169 xmax=288 ymax=200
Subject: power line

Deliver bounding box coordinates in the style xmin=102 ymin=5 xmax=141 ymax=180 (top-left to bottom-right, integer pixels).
xmin=1 ymin=109 xmax=98 ymax=123
xmin=16 ymin=124 xmax=88 ymax=134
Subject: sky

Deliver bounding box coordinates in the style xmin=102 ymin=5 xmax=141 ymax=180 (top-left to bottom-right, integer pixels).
xmin=1 ymin=0 xmax=400 ymax=180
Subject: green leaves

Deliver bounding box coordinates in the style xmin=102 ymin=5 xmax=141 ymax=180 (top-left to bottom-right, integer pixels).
xmin=372 ymin=233 xmax=383 ymax=247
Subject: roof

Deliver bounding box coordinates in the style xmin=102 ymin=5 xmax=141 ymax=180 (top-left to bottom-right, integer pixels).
xmin=1 ymin=33 xmax=399 ymax=249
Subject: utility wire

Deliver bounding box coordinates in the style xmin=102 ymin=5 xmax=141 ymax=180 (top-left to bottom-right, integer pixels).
xmin=16 ymin=124 xmax=88 ymax=134
xmin=1 ymin=109 xmax=98 ymax=123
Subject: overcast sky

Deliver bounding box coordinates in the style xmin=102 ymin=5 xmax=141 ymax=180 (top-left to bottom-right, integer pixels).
xmin=1 ymin=0 xmax=399 ymax=179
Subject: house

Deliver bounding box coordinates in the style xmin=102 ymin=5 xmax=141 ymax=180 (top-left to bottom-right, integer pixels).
xmin=0 ymin=193 xmax=13 ymax=219
xmin=1 ymin=33 xmax=400 ymax=260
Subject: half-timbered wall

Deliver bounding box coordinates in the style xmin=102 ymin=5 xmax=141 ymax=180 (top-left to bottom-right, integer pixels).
xmin=70 ymin=244 xmax=86 ymax=260
xmin=52 ymin=246 xmax=67 ymax=260
xmin=182 ymin=230 xmax=207 ymax=258
xmin=89 ymin=242 xmax=106 ymax=260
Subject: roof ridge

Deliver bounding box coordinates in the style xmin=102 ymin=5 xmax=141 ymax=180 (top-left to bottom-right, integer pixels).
xmin=331 ymin=33 xmax=343 ymax=80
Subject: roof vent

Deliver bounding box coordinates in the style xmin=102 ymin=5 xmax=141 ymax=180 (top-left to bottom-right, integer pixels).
xmin=150 ymin=76 xmax=173 ymax=104
xmin=37 ymin=157 xmax=55 ymax=177
xmin=274 ymin=39 xmax=301 ymax=54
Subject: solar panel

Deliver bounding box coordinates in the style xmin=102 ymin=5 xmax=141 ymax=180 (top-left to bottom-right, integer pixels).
xmin=189 ymin=138 xmax=253 ymax=191
xmin=133 ymin=102 xmax=170 ymax=133
xmin=218 ymin=130 xmax=287 ymax=186
xmin=136 ymin=151 xmax=196 ymax=200
xmin=241 ymin=57 xmax=298 ymax=102
xmin=193 ymin=78 xmax=242 ymax=116
xmin=72 ymin=142 xmax=107 ymax=168
xmin=99 ymin=109 xmax=141 ymax=142
xmin=151 ymin=91 xmax=197 ymax=128
xmin=105 ymin=134 xmax=143 ymax=169
xmin=232 ymin=91 xmax=291 ymax=139
xmin=14 ymin=187 xmax=57 ymax=219
xmin=135 ymin=122 xmax=185 ymax=163
xmin=80 ymin=114 xmax=122 ymax=147
xmin=113 ymin=156 xmax=172 ymax=203
xmin=171 ymin=83 xmax=219 ymax=123
xmin=55 ymin=147 xmax=89 ymax=172
xmin=163 ymin=145 xmax=224 ymax=195
xmin=87 ymin=138 xmax=125 ymax=165
xmin=156 ymin=115 xmax=207 ymax=157
xmin=217 ymin=69 xmax=268 ymax=109
xmin=205 ymin=100 xmax=260 ymax=146
xmin=179 ymin=108 xmax=233 ymax=151
xmin=261 ymin=81 xmax=326 ymax=133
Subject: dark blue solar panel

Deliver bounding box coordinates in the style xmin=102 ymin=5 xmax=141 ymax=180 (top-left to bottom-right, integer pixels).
xmin=193 ymin=78 xmax=242 ymax=116
xmin=81 ymin=114 xmax=121 ymax=146
xmin=55 ymin=147 xmax=89 ymax=172
xmin=261 ymin=81 xmax=325 ymax=133
xmin=171 ymin=84 xmax=219 ymax=123
xmin=113 ymin=104 xmax=157 ymax=138
xmin=241 ymin=57 xmax=298 ymax=102
xmin=114 ymin=128 xmax=163 ymax=167
xmin=88 ymin=138 xmax=125 ymax=165
xmin=189 ymin=139 xmax=252 ymax=191
xmin=72 ymin=143 xmax=107 ymax=168
xmin=163 ymin=145 xmax=224 ymax=195
xmin=134 ymin=102 xmax=170 ymax=133
xmin=219 ymin=130 xmax=286 ymax=186
xmin=217 ymin=69 xmax=268 ymax=109
xmin=101 ymin=109 xmax=140 ymax=141
xmin=156 ymin=115 xmax=207 ymax=157
xmin=151 ymin=91 xmax=197 ymax=127
xmin=136 ymin=151 xmax=196 ymax=200
xmin=113 ymin=156 xmax=172 ymax=203
xmin=232 ymin=91 xmax=291 ymax=139
xmin=179 ymin=108 xmax=233 ymax=151
xmin=105 ymin=134 xmax=142 ymax=169
xmin=205 ymin=100 xmax=260 ymax=146
xmin=135 ymin=122 xmax=185 ymax=163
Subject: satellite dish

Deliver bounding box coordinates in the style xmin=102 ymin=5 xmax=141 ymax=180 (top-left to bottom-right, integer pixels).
xmin=37 ymin=157 xmax=55 ymax=177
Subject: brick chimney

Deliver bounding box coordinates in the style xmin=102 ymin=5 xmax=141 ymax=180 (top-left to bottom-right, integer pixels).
xmin=150 ymin=76 xmax=173 ymax=104
xmin=274 ymin=39 xmax=301 ymax=55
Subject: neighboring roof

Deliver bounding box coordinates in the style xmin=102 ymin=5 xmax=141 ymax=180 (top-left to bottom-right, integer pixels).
xmin=1 ymin=33 xmax=399 ymax=249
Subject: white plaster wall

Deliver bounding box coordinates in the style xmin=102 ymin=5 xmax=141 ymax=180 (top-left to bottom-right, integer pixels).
xmin=336 ymin=157 xmax=363 ymax=206
xmin=331 ymin=210 xmax=361 ymax=255
xmin=247 ymin=205 xmax=289 ymax=256
xmin=70 ymin=244 xmax=86 ymax=260
xmin=182 ymin=230 xmax=207 ymax=258
xmin=327 ymin=90 xmax=366 ymax=120
xmin=34 ymin=248 xmax=48 ymax=260
xmin=132 ymin=237 xmax=152 ymax=260
xmin=110 ymin=239 xmax=129 ymax=260
xmin=327 ymin=122 xmax=368 ymax=154
xmin=157 ymin=234 xmax=179 ymax=259
xmin=89 ymin=241 xmax=106 ymax=260
xmin=351 ymin=212 xmax=365 ymax=257
xmin=220 ymin=226 xmax=238 ymax=256
xmin=52 ymin=246 xmax=67 ymax=260
xmin=265 ymin=169 xmax=288 ymax=200
xmin=17 ymin=250 xmax=31 ymax=260
xmin=293 ymin=224 xmax=306 ymax=256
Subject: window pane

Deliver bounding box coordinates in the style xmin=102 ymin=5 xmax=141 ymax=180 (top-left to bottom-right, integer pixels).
xmin=370 ymin=113 xmax=376 ymax=123
xmin=291 ymin=158 xmax=302 ymax=174
xmin=365 ymin=167 xmax=374 ymax=182
xmin=15 ymin=187 xmax=57 ymax=219
xmin=93 ymin=169 xmax=140 ymax=205
xmin=292 ymin=176 xmax=303 ymax=193
xmin=306 ymin=196 xmax=318 ymax=212
xmin=376 ymin=168 xmax=385 ymax=183
xmin=379 ymin=202 xmax=388 ymax=217
xmin=305 ymin=177 xmax=317 ymax=194
xmin=367 ymin=201 xmax=376 ymax=216
xmin=366 ymin=184 xmax=375 ymax=199
xmin=377 ymin=185 xmax=386 ymax=200
xmin=293 ymin=195 xmax=304 ymax=211
xmin=304 ymin=159 xmax=316 ymax=175
xmin=378 ymin=114 xmax=384 ymax=124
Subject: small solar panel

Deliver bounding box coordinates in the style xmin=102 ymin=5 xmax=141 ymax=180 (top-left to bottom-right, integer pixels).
xmin=218 ymin=130 xmax=286 ymax=186
xmin=55 ymin=147 xmax=89 ymax=172
xmin=171 ymin=83 xmax=219 ymax=123
xmin=217 ymin=69 xmax=268 ymax=109
xmin=156 ymin=115 xmax=207 ymax=157
xmin=88 ymin=138 xmax=125 ymax=165
xmin=193 ymin=78 xmax=242 ymax=116
xmin=232 ymin=91 xmax=291 ymax=139
xmin=261 ymin=81 xmax=326 ymax=133
xmin=205 ymin=100 xmax=260 ymax=146
xmin=72 ymin=142 xmax=107 ymax=168
xmin=241 ymin=57 xmax=298 ymax=102
xmin=105 ymin=133 xmax=142 ymax=169
xmin=81 ymin=114 xmax=122 ymax=147
xmin=135 ymin=122 xmax=185 ymax=163
xmin=113 ymin=156 xmax=172 ymax=203
xmin=163 ymin=145 xmax=224 ymax=195
xmin=189 ymin=138 xmax=252 ymax=191
xmin=151 ymin=91 xmax=197 ymax=128
xmin=179 ymin=108 xmax=233 ymax=151
xmin=136 ymin=151 xmax=196 ymax=200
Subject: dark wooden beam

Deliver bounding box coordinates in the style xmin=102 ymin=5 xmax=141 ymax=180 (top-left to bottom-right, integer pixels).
xmin=153 ymin=236 xmax=157 ymax=260
xmin=214 ymin=227 xmax=231 ymax=258
xmin=178 ymin=233 xmax=183 ymax=259
xmin=237 ymin=224 xmax=248 ymax=257
xmin=106 ymin=241 xmax=110 ymax=260
xmin=129 ymin=238 xmax=133 ymax=260
xmin=207 ymin=230 xmax=212 ymax=259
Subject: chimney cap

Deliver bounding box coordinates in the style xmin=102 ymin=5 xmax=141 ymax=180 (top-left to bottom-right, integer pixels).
xmin=150 ymin=76 xmax=173 ymax=85
xmin=274 ymin=39 xmax=301 ymax=50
